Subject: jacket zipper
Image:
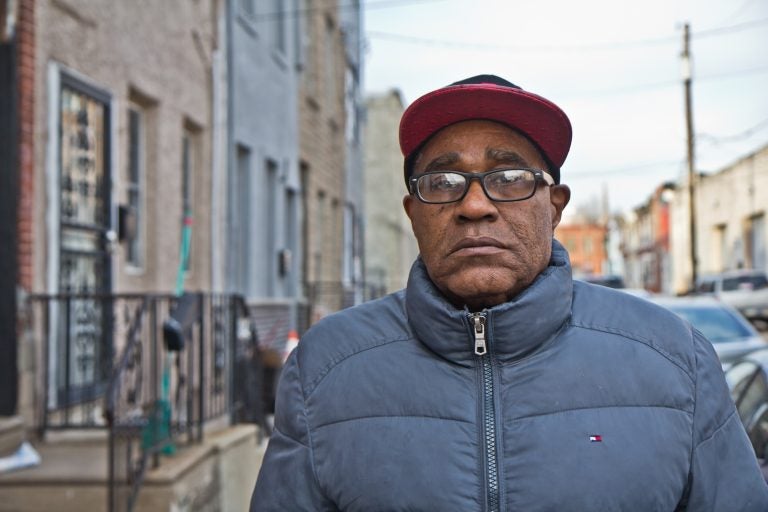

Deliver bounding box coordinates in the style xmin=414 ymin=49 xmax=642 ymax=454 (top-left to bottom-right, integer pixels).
xmin=470 ymin=312 xmax=500 ymax=512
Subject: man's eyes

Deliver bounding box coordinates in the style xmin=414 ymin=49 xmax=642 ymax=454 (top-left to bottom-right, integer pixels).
xmin=429 ymin=174 xmax=464 ymax=190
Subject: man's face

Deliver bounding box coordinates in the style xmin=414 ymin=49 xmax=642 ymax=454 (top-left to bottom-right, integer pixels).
xmin=403 ymin=120 xmax=570 ymax=310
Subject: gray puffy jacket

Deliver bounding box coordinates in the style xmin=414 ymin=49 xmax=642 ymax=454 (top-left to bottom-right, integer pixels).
xmin=251 ymin=242 xmax=768 ymax=511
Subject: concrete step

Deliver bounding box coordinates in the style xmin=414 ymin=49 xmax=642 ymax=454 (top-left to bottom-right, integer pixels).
xmin=0 ymin=424 xmax=266 ymax=512
xmin=0 ymin=416 xmax=24 ymax=457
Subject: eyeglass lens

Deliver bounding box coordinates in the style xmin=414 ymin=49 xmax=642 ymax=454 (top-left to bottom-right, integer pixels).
xmin=416 ymin=169 xmax=538 ymax=203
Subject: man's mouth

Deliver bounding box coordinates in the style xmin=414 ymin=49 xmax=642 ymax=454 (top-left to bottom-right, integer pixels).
xmin=449 ymin=237 xmax=507 ymax=256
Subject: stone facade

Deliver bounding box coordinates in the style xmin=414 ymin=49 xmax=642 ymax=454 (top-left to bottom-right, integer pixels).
xmin=363 ymin=90 xmax=418 ymax=295
xmin=32 ymin=0 xmax=218 ymax=295
xmin=299 ymin=0 xmax=364 ymax=321
xmin=671 ymin=143 xmax=768 ymax=293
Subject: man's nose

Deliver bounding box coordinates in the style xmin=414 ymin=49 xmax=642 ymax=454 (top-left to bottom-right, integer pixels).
xmin=456 ymin=179 xmax=498 ymax=221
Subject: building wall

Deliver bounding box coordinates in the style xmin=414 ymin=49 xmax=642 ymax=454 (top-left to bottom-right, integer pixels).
xmin=668 ymin=145 xmax=768 ymax=294
xmin=555 ymin=223 xmax=607 ymax=276
xmin=363 ymin=90 xmax=418 ymax=295
xmin=693 ymin=144 xmax=768 ymax=276
xmin=299 ymin=0 xmax=350 ymax=319
xmin=619 ymin=183 xmax=674 ymax=293
xmin=227 ymin=0 xmax=301 ymax=301
xmin=339 ymin=0 xmax=365 ymax=304
xmin=32 ymin=0 xmax=217 ymax=295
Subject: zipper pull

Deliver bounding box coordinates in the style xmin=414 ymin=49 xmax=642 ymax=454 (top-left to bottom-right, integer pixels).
xmin=471 ymin=313 xmax=487 ymax=356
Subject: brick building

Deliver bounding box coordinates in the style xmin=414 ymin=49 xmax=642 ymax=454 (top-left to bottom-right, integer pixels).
xmin=555 ymin=222 xmax=609 ymax=276
xmin=299 ymin=0 xmax=365 ymax=321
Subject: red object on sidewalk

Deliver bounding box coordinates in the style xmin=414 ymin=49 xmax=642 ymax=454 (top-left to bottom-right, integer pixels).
xmin=282 ymin=330 xmax=300 ymax=363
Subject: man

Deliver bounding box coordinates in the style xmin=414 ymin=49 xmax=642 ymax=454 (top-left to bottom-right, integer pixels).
xmin=251 ymin=75 xmax=768 ymax=511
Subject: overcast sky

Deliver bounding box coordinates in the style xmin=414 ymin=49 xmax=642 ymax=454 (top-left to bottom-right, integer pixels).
xmin=361 ymin=0 xmax=768 ymax=220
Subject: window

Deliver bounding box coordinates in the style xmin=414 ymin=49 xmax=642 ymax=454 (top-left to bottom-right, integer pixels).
xmin=343 ymin=203 xmax=355 ymax=283
xmin=345 ymin=67 xmax=358 ymax=144
xmin=302 ymin=0 xmax=316 ymax=92
xmin=315 ymin=190 xmax=326 ymax=279
xmin=283 ymin=188 xmax=297 ymax=289
xmin=266 ymin=159 xmax=279 ymax=294
xmin=232 ymin=145 xmax=252 ymax=294
xmin=714 ymin=224 xmax=727 ymax=271
xmin=273 ymin=0 xmax=286 ymax=53
xmin=240 ymin=0 xmax=255 ymax=17
xmin=126 ymin=107 xmax=144 ymax=267
xmin=324 ymin=15 xmax=336 ymax=108
xmin=747 ymin=214 xmax=766 ymax=271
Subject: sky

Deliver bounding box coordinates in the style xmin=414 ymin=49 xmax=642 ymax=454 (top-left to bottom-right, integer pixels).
xmin=361 ymin=0 xmax=768 ymax=220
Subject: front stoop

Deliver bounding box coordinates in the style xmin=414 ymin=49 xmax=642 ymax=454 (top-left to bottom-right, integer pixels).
xmin=0 ymin=416 xmax=25 ymax=457
xmin=0 ymin=424 xmax=267 ymax=512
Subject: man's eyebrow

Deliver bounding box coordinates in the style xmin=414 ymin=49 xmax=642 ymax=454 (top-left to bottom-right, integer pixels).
xmin=421 ymin=152 xmax=460 ymax=173
xmin=486 ymin=148 xmax=530 ymax=166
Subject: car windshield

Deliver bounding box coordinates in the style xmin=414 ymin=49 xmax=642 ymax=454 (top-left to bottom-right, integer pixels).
xmin=722 ymin=274 xmax=768 ymax=291
xmin=668 ymin=305 xmax=755 ymax=343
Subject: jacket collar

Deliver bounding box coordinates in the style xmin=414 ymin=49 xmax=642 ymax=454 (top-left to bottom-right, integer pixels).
xmin=405 ymin=240 xmax=573 ymax=366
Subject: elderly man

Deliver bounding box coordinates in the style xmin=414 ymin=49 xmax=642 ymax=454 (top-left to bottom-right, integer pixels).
xmin=251 ymin=75 xmax=768 ymax=511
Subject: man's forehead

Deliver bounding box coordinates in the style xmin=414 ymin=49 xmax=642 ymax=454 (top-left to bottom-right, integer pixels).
xmin=418 ymin=148 xmax=533 ymax=170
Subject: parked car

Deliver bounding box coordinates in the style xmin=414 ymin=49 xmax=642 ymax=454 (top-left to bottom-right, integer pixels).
xmin=580 ymin=274 xmax=626 ymax=289
xmin=695 ymin=270 xmax=768 ymax=328
xmin=651 ymin=296 xmax=767 ymax=369
xmin=724 ymin=348 xmax=768 ymax=482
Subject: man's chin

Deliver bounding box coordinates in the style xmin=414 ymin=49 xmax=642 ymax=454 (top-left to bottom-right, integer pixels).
xmin=434 ymin=271 xmax=520 ymax=309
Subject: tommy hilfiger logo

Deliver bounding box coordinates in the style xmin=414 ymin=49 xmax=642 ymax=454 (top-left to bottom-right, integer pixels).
xmin=589 ymin=435 xmax=603 ymax=442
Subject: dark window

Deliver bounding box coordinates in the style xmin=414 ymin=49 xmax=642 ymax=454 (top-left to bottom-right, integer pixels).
xmin=126 ymin=108 xmax=143 ymax=266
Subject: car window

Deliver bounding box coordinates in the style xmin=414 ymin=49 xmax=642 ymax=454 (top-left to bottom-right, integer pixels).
xmin=723 ymin=274 xmax=768 ymax=292
xmin=697 ymin=280 xmax=715 ymax=293
xmin=738 ymin=371 xmax=768 ymax=426
xmin=669 ymin=305 xmax=755 ymax=342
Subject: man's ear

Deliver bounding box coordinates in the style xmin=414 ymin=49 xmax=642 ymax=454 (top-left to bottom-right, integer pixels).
xmin=403 ymin=194 xmax=416 ymax=225
xmin=549 ymin=184 xmax=571 ymax=229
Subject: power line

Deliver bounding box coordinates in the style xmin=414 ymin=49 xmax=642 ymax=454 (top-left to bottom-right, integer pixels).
xmin=558 ymin=64 xmax=768 ymax=99
xmin=366 ymin=17 xmax=768 ymax=53
xmin=366 ymin=29 xmax=676 ymax=53
xmin=566 ymin=159 xmax=684 ymax=179
xmin=698 ymin=117 xmax=768 ymax=145
xmin=693 ymin=16 xmax=768 ymax=38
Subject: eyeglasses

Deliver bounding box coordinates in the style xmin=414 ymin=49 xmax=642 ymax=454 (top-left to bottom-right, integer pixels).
xmin=409 ymin=168 xmax=555 ymax=204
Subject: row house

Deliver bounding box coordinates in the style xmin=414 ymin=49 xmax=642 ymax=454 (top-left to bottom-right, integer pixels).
xmin=670 ymin=143 xmax=768 ymax=294
xmin=619 ymin=183 xmax=675 ymax=293
xmin=299 ymin=0 xmax=365 ymax=323
xmin=621 ymin=143 xmax=767 ymax=295
xmin=0 ymin=0 xmax=365 ymax=510
xmin=555 ymin=222 xmax=608 ymax=277
xmin=363 ymin=90 xmax=419 ymax=296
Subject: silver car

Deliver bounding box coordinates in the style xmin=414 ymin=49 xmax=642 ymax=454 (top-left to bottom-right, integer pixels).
xmin=651 ymin=296 xmax=767 ymax=370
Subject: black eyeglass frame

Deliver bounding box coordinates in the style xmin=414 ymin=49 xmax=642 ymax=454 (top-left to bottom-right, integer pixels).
xmin=408 ymin=168 xmax=555 ymax=204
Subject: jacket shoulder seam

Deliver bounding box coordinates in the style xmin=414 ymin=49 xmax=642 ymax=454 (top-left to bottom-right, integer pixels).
xmin=271 ymin=423 xmax=310 ymax=448
xmin=305 ymin=335 xmax=413 ymax=396
xmin=568 ymin=320 xmax=694 ymax=383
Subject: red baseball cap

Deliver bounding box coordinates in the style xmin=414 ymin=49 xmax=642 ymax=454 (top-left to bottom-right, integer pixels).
xmin=399 ymin=75 xmax=572 ymax=185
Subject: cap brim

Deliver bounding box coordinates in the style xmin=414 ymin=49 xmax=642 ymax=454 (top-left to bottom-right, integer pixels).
xmin=399 ymin=84 xmax=572 ymax=171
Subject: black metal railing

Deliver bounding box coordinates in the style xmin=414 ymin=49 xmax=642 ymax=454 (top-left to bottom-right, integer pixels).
xmin=24 ymin=292 xmax=266 ymax=512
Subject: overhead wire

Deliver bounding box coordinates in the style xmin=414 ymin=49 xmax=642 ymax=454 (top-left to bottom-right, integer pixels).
xmin=366 ymin=17 xmax=768 ymax=53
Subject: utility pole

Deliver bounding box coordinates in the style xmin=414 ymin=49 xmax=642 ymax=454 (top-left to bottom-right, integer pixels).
xmin=682 ymin=23 xmax=698 ymax=292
